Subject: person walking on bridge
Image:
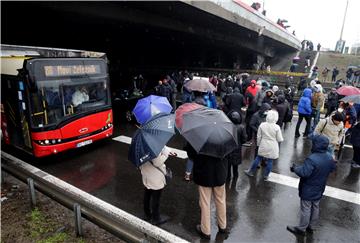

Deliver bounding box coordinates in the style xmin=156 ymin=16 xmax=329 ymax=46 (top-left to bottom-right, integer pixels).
xmin=287 ymin=134 xmax=336 ymax=236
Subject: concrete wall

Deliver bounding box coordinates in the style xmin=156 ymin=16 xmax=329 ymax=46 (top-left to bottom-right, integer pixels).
xmin=182 ymin=0 xmax=301 ymax=50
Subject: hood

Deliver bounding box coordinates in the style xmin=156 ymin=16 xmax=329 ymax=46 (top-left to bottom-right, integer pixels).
xmin=311 ymin=135 xmax=329 ymax=153
xmin=233 ymin=87 xmax=240 ymax=93
xmin=259 ymin=103 xmax=271 ymax=114
xmin=228 ymin=111 xmax=242 ymax=124
xmin=250 ymin=80 xmax=257 ymax=85
xmin=310 ymin=80 xmax=317 ymax=87
xmin=303 ymin=88 xmax=312 ymax=98
xmin=277 ymin=95 xmax=285 ymax=104
xmin=266 ymin=110 xmax=279 ymax=123
xmin=314 ymin=84 xmax=322 ymax=93
xmin=265 ymin=89 xmax=274 ymax=95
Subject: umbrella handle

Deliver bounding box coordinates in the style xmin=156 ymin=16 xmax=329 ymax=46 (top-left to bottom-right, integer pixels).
xmin=169 ymin=152 xmax=178 ymax=157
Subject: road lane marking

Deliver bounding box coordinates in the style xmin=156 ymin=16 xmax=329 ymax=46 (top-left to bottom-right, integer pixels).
xmin=113 ymin=135 xmax=360 ymax=205
xmin=268 ymin=173 xmax=360 ymax=205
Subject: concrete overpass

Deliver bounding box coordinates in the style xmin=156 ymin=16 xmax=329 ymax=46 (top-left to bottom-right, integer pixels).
xmin=2 ymin=1 xmax=301 ymax=86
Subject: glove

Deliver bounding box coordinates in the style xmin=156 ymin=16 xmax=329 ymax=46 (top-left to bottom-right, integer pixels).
xmin=290 ymin=163 xmax=296 ymax=172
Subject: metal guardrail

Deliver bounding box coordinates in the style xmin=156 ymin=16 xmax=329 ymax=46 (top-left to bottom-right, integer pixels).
xmin=1 ymin=152 xmax=189 ymax=243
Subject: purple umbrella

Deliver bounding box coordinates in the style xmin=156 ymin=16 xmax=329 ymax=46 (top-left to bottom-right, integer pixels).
xmin=133 ymin=95 xmax=172 ymax=124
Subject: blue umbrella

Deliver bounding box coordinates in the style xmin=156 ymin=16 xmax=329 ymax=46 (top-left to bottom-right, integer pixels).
xmin=133 ymin=95 xmax=172 ymax=124
xmin=128 ymin=113 xmax=175 ymax=167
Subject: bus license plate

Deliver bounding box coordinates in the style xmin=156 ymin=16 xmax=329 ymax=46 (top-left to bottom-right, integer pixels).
xmin=76 ymin=139 xmax=92 ymax=148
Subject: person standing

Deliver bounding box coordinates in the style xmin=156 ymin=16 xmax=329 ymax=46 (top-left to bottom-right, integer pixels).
xmin=332 ymin=67 xmax=339 ymax=82
xmin=224 ymin=87 xmax=245 ymax=115
xmin=275 ymin=95 xmax=290 ymax=129
xmin=295 ymin=88 xmax=313 ymax=138
xmin=311 ymin=84 xmax=325 ymax=131
xmin=140 ymin=146 xmax=175 ymax=225
xmin=350 ymin=122 xmax=360 ymax=169
xmin=287 ymin=135 xmax=336 ymax=236
xmin=249 ymin=103 xmax=272 ymax=157
xmin=321 ymin=67 xmax=330 ymax=82
xmin=185 ymin=144 xmax=229 ymax=239
xmin=226 ymin=111 xmax=247 ymax=180
xmin=244 ymin=110 xmax=284 ymax=180
xmin=317 ymin=43 xmax=321 ymax=51
xmin=325 ymin=88 xmax=338 ymax=117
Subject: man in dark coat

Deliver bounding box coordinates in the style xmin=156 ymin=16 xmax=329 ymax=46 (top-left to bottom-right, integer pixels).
xmin=350 ymin=122 xmax=360 ymax=169
xmin=287 ymin=135 xmax=336 ymax=236
xmin=185 ymin=144 xmax=229 ymax=239
xmin=224 ymin=87 xmax=245 ymax=116
xmin=325 ymin=88 xmax=338 ymax=117
xmin=275 ymin=95 xmax=290 ymax=128
xmin=227 ymin=111 xmax=247 ymax=180
xmin=249 ymin=103 xmax=271 ymax=156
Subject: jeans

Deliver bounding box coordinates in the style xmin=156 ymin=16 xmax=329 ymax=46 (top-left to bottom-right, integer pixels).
xmin=295 ymin=114 xmax=312 ymax=136
xmin=327 ymin=144 xmax=335 ymax=158
xmin=185 ymin=159 xmax=193 ymax=174
xmin=144 ymin=188 xmax=163 ymax=220
xmin=182 ymin=92 xmax=192 ymax=103
xmin=249 ymin=155 xmax=273 ymax=177
xmin=311 ymin=110 xmax=321 ymax=131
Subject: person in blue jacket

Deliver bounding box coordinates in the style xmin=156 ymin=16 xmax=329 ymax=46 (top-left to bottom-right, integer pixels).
xmin=287 ymin=135 xmax=336 ymax=236
xmin=295 ymin=88 xmax=313 ymax=138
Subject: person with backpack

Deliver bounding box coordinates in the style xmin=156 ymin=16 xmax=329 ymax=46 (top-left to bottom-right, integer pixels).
xmin=314 ymin=112 xmax=344 ymax=159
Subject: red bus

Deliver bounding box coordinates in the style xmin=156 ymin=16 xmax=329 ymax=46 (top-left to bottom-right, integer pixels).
xmin=1 ymin=44 xmax=113 ymax=157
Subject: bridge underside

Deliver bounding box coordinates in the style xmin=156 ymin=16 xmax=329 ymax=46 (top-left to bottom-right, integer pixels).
xmin=2 ymin=1 xmax=297 ymax=87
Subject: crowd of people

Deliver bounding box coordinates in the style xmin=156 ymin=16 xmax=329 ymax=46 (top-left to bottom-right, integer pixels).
xmin=136 ymin=69 xmax=359 ymax=239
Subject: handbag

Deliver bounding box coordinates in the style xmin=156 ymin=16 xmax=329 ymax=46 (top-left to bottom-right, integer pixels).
xmin=150 ymin=162 xmax=172 ymax=184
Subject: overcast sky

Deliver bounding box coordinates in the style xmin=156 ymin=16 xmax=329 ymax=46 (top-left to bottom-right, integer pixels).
xmin=241 ymin=0 xmax=360 ymax=50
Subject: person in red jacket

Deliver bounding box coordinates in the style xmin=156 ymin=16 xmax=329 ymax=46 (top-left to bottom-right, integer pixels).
xmin=245 ymin=80 xmax=259 ymax=102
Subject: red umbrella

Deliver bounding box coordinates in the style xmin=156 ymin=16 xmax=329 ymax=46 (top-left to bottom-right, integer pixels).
xmin=175 ymin=103 xmax=204 ymax=131
xmin=336 ymin=86 xmax=360 ymax=96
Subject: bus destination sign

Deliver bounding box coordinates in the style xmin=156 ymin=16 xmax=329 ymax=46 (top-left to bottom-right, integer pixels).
xmin=44 ymin=65 xmax=101 ymax=77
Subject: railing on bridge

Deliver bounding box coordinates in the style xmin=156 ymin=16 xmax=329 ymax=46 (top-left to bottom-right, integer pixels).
xmin=1 ymin=152 xmax=189 ymax=243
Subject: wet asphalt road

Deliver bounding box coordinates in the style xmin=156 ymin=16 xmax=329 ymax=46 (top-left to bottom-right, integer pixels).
xmin=13 ymin=115 xmax=360 ymax=242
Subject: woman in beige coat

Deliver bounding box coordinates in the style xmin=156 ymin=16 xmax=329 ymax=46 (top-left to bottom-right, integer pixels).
xmin=244 ymin=110 xmax=284 ymax=180
xmin=140 ymin=146 xmax=174 ymax=225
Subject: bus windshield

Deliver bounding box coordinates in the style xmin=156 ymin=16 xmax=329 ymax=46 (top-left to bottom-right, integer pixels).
xmin=29 ymin=76 xmax=110 ymax=129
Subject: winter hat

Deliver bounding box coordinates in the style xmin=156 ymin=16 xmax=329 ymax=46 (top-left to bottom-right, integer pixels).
xmin=332 ymin=112 xmax=344 ymax=122
xmin=272 ymin=85 xmax=279 ymax=92
xmin=228 ymin=110 xmax=242 ymax=124
xmin=251 ymin=80 xmax=257 ymax=85
xmin=314 ymin=84 xmax=322 ymax=93
xmin=310 ymin=80 xmax=317 ymax=87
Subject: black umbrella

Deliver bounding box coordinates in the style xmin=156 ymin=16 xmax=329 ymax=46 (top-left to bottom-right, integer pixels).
xmin=181 ymin=108 xmax=238 ymax=158
xmin=128 ymin=113 xmax=175 ymax=167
